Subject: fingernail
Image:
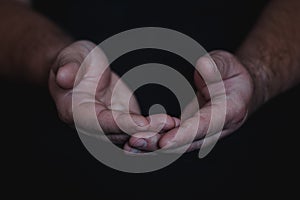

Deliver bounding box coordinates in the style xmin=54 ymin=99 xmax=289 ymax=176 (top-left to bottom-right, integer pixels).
xmin=132 ymin=117 xmax=148 ymax=127
xmin=133 ymin=139 xmax=147 ymax=148
xmin=173 ymin=117 xmax=181 ymax=127
xmin=130 ymin=148 xmax=141 ymax=153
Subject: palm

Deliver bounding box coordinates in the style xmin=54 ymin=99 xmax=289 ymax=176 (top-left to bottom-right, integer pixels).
xmin=126 ymin=51 xmax=254 ymax=153
xmin=49 ymin=40 xmax=178 ymax=145
xmin=181 ymin=51 xmax=253 ymax=151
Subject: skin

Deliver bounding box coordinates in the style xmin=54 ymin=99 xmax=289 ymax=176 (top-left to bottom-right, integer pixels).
xmin=49 ymin=40 xmax=179 ymax=144
xmin=127 ymin=0 xmax=300 ymax=153
xmin=126 ymin=51 xmax=253 ymax=153
xmin=1 ymin=0 xmax=300 ymax=154
xmin=0 ymin=0 xmax=179 ymax=144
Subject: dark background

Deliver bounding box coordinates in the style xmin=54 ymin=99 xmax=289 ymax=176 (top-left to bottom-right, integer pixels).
xmin=2 ymin=0 xmax=299 ymax=199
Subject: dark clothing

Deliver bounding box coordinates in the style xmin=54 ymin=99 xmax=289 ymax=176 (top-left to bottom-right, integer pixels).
xmin=3 ymin=1 xmax=299 ymax=199
xmin=33 ymin=0 xmax=269 ymax=116
xmin=33 ymin=0 xmax=268 ymax=51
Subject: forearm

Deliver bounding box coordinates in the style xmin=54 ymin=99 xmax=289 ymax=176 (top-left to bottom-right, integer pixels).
xmin=0 ymin=0 xmax=72 ymax=84
xmin=237 ymin=0 xmax=300 ymax=112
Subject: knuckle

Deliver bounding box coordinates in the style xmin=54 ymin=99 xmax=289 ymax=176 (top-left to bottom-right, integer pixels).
xmin=210 ymin=50 xmax=236 ymax=73
xmin=54 ymin=40 xmax=97 ymax=71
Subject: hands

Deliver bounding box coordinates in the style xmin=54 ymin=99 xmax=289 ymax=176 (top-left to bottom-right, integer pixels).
xmin=49 ymin=41 xmax=255 ymax=154
xmin=2 ymin=0 xmax=299 ymax=157
xmin=49 ymin=40 xmax=179 ymax=144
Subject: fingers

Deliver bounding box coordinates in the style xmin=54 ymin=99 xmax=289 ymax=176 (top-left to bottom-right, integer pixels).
xmin=72 ymin=101 xmax=140 ymax=134
xmin=48 ymin=69 xmax=74 ymax=124
xmin=52 ymin=40 xmax=96 ymax=74
xmin=105 ymin=134 xmax=129 ymax=144
xmin=126 ymin=116 xmax=180 ymax=151
xmin=195 ymin=51 xmax=238 ymax=86
xmin=123 ymin=142 xmax=147 ymax=154
xmin=126 ymin=54 xmax=227 ymax=152
xmin=52 ymin=40 xmax=97 ymax=89
xmin=128 ymin=132 xmax=162 ymax=151
xmin=56 ymin=62 xmax=80 ymax=89
xmin=51 ymin=40 xmax=185 ymax=147
xmin=167 ymin=129 xmax=232 ymax=154
xmin=158 ymin=85 xmax=229 ymax=149
xmin=97 ymin=108 xmax=179 ymax=135
xmin=195 ymin=55 xmax=222 ymax=85
xmin=96 ymin=109 xmax=149 ymax=133
xmin=180 ymin=94 xmax=206 ymax=121
xmin=157 ymin=53 xmax=228 ymax=149
xmin=157 ymin=52 xmax=250 ymax=151
xmin=194 ymin=55 xmax=226 ymax=101
xmin=146 ymin=114 xmax=180 ymax=133
xmin=126 ymin=129 xmax=231 ymax=155
xmin=72 ymin=102 xmax=171 ymax=145
xmin=158 ymin=115 xmax=202 ymax=149
xmin=52 ymin=40 xmax=180 ymax=137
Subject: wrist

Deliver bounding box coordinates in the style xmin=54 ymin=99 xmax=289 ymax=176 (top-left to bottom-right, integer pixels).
xmin=14 ymin=24 xmax=73 ymax=85
xmin=236 ymin=53 xmax=271 ymax=114
xmin=22 ymin=35 xmax=73 ymax=85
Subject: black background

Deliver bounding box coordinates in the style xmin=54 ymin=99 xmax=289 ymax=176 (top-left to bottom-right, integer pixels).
xmin=2 ymin=0 xmax=299 ymax=199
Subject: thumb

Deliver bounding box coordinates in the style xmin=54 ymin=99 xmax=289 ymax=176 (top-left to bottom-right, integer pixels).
xmin=56 ymin=62 xmax=80 ymax=89
xmin=53 ymin=40 xmax=97 ymax=90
